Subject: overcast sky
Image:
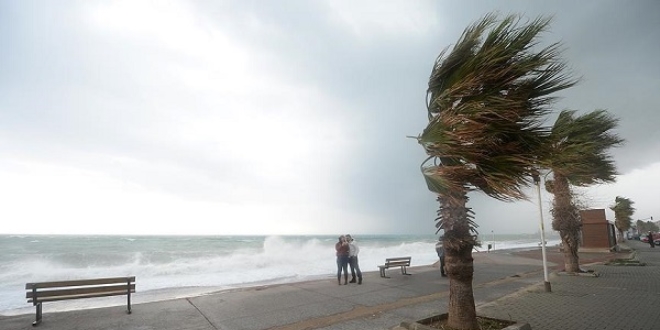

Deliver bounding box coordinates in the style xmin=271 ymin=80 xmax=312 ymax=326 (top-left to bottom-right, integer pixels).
xmin=1 ymin=0 xmax=658 ymax=236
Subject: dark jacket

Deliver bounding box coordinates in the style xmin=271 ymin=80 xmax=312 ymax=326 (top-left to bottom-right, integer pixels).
xmin=335 ymin=242 xmax=349 ymax=256
xmin=435 ymin=241 xmax=444 ymax=258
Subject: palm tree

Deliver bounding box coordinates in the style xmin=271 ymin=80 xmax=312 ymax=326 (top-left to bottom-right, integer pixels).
xmin=610 ymin=196 xmax=635 ymax=242
xmin=417 ymin=14 xmax=576 ymax=329
xmin=542 ymin=110 xmax=623 ymax=272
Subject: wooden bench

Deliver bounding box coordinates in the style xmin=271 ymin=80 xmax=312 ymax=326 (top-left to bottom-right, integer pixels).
xmin=378 ymin=257 xmax=412 ymax=278
xmin=26 ymin=276 xmax=135 ymax=326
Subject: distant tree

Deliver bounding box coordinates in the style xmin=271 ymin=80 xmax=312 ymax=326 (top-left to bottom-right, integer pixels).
xmin=417 ymin=13 xmax=575 ymax=329
xmin=610 ymin=196 xmax=635 ymax=242
xmin=540 ymin=110 xmax=623 ymax=273
xmin=636 ymin=219 xmax=658 ymax=233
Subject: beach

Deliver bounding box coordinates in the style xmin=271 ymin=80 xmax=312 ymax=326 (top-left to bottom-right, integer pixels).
xmin=2 ymin=238 xmax=646 ymax=330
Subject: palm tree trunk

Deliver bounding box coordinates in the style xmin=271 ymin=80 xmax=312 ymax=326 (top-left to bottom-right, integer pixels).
xmin=438 ymin=191 xmax=478 ymax=330
xmin=551 ymin=174 xmax=581 ymax=273
xmin=559 ymin=230 xmax=580 ymax=272
xmin=446 ymin=247 xmax=477 ymax=329
xmin=617 ymin=229 xmax=624 ymax=243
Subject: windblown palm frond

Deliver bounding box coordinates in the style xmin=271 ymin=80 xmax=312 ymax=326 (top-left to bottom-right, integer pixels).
xmin=420 ymin=13 xmax=577 ymax=202
xmin=542 ymin=109 xmax=624 ymax=185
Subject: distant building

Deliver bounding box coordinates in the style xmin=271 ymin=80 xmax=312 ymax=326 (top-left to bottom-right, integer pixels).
xmin=579 ymin=209 xmax=617 ymax=252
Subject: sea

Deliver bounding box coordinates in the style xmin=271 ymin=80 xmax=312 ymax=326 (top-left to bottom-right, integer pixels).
xmin=0 ymin=233 xmax=560 ymax=316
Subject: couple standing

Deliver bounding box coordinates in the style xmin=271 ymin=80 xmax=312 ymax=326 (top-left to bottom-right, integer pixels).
xmin=335 ymin=234 xmax=363 ymax=285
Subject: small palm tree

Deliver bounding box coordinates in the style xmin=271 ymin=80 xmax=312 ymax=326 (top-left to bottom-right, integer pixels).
xmin=542 ymin=109 xmax=623 ymax=272
xmin=610 ymin=196 xmax=635 ymax=242
xmin=418 ymin=13 xmax=575 ymax=329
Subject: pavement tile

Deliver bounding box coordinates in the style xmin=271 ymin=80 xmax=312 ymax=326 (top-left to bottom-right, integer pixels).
xmin=478 ymin=240 xmax=660 ymax=330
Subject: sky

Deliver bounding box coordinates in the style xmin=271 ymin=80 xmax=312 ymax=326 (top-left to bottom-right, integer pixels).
xmin=0 ymin=0 xmax=659 ymax=236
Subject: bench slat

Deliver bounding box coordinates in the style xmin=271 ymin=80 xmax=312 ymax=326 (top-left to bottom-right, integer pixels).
xmin=385 ymin=257 xmax=411 ymax=266
xmin=26 ymin=276 xmax=135 ymax=290
xmin=28 ymin=290 xmax=135 ymax=303
xmin=27 ymin=284 xmax=136 ymax=299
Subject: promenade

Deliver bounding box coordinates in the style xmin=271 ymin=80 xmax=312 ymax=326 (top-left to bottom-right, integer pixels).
xmin=1 ymin=241 xmax=655 ymax=330
xmin=477 ymin=240 xmax=660 ymax=330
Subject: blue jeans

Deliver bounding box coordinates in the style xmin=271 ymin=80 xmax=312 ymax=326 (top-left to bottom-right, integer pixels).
xmin=336 ymin=255 xmax=349 ymax=280
xmin=349 ymin=256 xmax=362 ymax=279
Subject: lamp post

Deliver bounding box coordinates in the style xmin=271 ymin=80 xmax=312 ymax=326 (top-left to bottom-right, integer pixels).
xmin=533 ymin=173 xmax=551 ymax=292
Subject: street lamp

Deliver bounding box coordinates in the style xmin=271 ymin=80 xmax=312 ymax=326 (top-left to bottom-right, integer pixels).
xmin=533 ymin=173 xmax=551 ymax=293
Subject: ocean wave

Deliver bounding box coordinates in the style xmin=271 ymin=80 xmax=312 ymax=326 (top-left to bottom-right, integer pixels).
xmin=0 ymin=234 xmax=558 ymax=314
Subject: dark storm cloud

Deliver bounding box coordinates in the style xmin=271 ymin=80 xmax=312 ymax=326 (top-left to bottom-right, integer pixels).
xmin=184 ymin=1 xmax=446 ymax=232
xmin=1 ymin=0 xmax=658 ymax=234
xmin=191 ymin=1 xmax=660 ymax=233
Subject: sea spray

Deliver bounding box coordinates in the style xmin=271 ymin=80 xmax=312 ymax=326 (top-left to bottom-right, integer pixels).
xmin=0 ymin=234 xmax=558 ymax=315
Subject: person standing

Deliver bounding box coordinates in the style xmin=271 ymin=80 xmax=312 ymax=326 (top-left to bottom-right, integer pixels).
xmin=335 ymin=235 xmax=350 ymax=285
xmin=648 ymin=231 xmax=655 ymax=248
xmin=435 ymin=237 xmax=447 ymax=277
xmin=346 ymin=234 xmax=363 ymax=284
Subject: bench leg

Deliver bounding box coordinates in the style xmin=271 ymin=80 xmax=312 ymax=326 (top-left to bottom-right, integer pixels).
xmin=401 ymin=266 xmax=411 ymax=275
xmin=127 ymin=292 xmax=132 ymax=314
xmin=32 ymin=302 xmax=42 ymax=326
xmin=379 ymin=266 xmax=390 ymax=278
xmin=127 ymin=281 xmax=132 ymax=314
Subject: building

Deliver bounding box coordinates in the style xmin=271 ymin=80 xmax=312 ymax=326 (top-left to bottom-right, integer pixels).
xmin=579 ymin=209 xmax=617 ymax=252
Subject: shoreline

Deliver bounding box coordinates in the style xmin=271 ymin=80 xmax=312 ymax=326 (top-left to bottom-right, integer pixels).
xmin=1 ymin=244 xmax=592 ymax=317
xmin=0 ymin=274 xmax=335 ymax=317
xmin=0 ymin=243 xmax=628 ymax=330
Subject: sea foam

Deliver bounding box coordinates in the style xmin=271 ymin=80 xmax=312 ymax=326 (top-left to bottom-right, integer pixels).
xmin=0 ymin=234 xmax=556 ymax=315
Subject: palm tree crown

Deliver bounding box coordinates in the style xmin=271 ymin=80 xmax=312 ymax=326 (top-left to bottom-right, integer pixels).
xmin=543 ymin=109 xmax=623 ymax=186
xmin=421 ymin=14 xmax=577 ymax=203
xmin=610 ymin=196 xmax=635 ymax=241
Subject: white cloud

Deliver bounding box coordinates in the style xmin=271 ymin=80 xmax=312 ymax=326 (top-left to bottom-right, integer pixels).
xmin=0 ymin=159 xmax=358 ymax=235
xmin=576 ymin=162 xmax=660 ymax=221
xmin=0 ymin=0 xmax=363 ymax=235
xmin=82 ymin=0 xmax=356 ymax=185
xmin=86 ymin=0 xmax=250 ymax=87
xmin=325 ymin=0 xmax=440 ymax=39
